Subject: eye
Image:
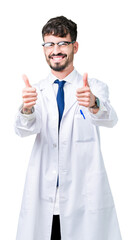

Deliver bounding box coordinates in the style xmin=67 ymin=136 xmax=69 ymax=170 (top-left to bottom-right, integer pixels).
xmin=57 ymin=41 xmax=68 ymax=46
xmin=44 ymin=42 xmax=54 ymax=47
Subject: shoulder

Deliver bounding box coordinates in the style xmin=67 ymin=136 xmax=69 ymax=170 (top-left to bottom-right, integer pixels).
xmin=32 ymin=75 xmax=50 ymax=91
xmin=88 ymin=78 xmax=108 ymax=91
xmin=88 ymin=78 xmax=109 ymax=101
xmin=76 ymin=70 xmax=108 ymax=88
xmin=76 ymin=71 xmax=109 ymax=100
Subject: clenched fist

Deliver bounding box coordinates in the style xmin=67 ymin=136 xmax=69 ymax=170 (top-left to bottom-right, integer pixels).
xmin=22 ymin=75 xmax=37 ymax=113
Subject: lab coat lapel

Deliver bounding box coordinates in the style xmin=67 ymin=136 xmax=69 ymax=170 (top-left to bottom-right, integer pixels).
xmin=63 ymin=70 xmax=82 ymax=116
xmin=39 ymin=70 xmax=82 ymax=117
xmin=39 ymin=79 xmax=58 ymax=110
xmin=63 ymin=82 xmax=77 ymax=116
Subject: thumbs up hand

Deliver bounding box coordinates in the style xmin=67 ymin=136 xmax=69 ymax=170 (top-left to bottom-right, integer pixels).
xmin=76 ymin=73 xmax=96 ymax=108
xmin=22 ymin=75 xmax=37 ymax=112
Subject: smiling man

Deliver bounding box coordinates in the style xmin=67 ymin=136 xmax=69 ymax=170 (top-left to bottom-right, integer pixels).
xmin=43 ymin=35 xmax=76 ymax=72
xmin=15 ymin=16 xmax=122 ymax=240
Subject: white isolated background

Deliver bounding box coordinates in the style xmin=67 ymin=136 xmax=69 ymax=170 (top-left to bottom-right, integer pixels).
xmin=0 ymin=0 xmax=135 ymax=239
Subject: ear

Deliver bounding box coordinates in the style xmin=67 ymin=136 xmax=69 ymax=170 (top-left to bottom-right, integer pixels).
xmin=73 ymin=41 xmax=79 ymax=54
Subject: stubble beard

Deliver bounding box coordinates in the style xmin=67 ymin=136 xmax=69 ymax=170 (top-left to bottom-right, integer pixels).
xmin=46 ymin=50 xmax=74 ymax=72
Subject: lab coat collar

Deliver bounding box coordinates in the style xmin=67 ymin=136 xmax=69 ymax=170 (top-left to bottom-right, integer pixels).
xmin=39 ymin=68 xmax=77 ymax=90
xmin=39 ymin=68 xmax=79 ymax=116
xmin=49 ymin=68 xmax=77 ymax=84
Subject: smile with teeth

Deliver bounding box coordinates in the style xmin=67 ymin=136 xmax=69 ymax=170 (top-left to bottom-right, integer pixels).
xmin=51 ymin=55 xmax=66 ymax=63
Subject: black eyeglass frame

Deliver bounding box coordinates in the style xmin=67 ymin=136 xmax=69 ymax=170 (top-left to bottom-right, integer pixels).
xmin=42 ymin=40 xmax=75 ymax=48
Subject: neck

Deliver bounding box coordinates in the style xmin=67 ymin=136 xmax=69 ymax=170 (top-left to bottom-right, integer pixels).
xmin=51 ymin=65 xmax=74 ymax=80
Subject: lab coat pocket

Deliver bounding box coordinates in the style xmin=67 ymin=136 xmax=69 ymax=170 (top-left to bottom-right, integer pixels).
xmin=74 ymin=114 xmax=95 ymax=142
xmin=84 ymin=171 xmax=114 ymax=212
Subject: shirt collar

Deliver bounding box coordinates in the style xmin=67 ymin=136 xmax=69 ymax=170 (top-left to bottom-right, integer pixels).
xmin=49 ymin=68 xmax=77 ymax=84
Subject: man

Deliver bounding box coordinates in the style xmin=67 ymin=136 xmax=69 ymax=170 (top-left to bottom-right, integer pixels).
xmin=15 ymin=16 xmax=122 ymax=240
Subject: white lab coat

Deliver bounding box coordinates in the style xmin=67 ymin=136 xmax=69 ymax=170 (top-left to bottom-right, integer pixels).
xmin=15 ymin=70 xmax=122 ymax=240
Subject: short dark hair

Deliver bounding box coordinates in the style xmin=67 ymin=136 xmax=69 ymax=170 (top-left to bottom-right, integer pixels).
xmin=42 ymin=16 xmax=77 ymax=42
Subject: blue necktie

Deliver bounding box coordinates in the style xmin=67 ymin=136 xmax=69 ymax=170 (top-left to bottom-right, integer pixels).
xmin=54 ymin=80 xmax=66 ymax=129
xmin=54 ymin=80 xmax=66 ymax=187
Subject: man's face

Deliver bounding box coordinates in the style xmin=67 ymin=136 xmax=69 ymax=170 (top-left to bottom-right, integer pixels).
xmin=43 ymin=34 xmax=78 ymax=72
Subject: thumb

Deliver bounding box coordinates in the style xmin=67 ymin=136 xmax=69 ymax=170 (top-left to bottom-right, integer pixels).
xmin=83 ymin=73 xmax=89 ymax=87
xmin=22 ymin=74 xmax=32 ymax=87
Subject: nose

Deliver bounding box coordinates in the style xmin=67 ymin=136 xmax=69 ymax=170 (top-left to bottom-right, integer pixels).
xmin=52 ymin=44 xmax=61 ymax=54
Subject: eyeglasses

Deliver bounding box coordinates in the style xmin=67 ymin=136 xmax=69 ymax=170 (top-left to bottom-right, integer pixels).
xmin=42 ymin=40 xmax=75 ymax=49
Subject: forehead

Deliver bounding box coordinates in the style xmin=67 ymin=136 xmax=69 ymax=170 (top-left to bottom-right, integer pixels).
xmin=43 ymin=33 xmax=71 ymax=43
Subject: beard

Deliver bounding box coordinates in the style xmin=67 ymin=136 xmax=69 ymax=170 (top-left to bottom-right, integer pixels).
xmin=50 ymin=61 xmax=69 ymax=72
xmin=45 ymin=51 xmax=74 ymax=72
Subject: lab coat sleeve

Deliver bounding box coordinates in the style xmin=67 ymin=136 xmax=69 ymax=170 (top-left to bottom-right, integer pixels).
xmin=14 ymin=86 xmax=42 ymax=137
xmin=88 ymin=78 xmax=118 ymax=128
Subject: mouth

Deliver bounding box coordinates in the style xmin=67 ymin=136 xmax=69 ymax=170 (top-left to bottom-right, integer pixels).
xmin=49 ymin=54 xmax=67 ymax=63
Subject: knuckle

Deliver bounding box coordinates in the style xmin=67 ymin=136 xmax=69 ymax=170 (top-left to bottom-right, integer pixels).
xmin=22 ymin=92 xmax=27 ymax=98
xmin=22 ymin=88 xmax=26 ymax=93
xmin=23 ymin=103 xmax=27 ymax=108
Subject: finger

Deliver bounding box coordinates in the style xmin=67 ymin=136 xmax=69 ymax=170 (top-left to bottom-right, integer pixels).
xmin=23 ymin=101 xmax=36 ymax=108
xmin=76 ymin=91 xmax=91 ymax=98
xmin=22 ymin=74 xmax=32 ymax=88
xmin=76 ymin=86 xmax=90 ymax=94
xmin=23 ymin=97 xmax=37 ymax=103
xmin=22 ymin=93 xmax=37 ymax=99
xmin=77 ymin=97 xmax=90 ymax=102
xmin=83 ymin=73 xmax=89 ymax=87
xmin=22 ymin=89 xmax=37 ymax=96
xmin=78 ymin=101 xmax=90 ymax=107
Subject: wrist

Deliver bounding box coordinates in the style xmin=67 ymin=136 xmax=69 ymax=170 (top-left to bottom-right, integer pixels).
xmin=21 ymin=107 xmax=34 ymax=114
xmin=89 ymin=97 xmax=100 ymax=109
xmin=89 ymin=107 xmax=99 ymax=114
